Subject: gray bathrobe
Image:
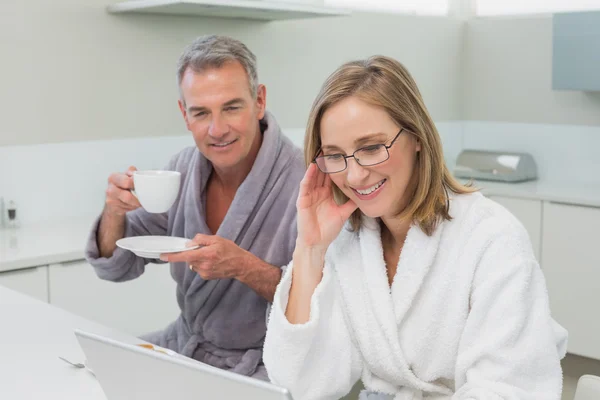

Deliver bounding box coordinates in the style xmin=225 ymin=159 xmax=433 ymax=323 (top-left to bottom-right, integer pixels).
xmin=85 ymin=111 xmax=305 ymax=377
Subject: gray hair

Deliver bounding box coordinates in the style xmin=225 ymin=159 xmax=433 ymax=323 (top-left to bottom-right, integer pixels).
xmin=176 ymin=35 xmax=259 ymax=101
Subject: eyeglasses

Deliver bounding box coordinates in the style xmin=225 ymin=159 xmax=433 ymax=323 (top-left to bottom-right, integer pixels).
xmin=313 ymin=128 xmax=405 ymax=174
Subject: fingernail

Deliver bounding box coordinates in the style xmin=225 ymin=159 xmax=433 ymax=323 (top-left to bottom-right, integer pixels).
xmin=159 ymin=255 xmax=167 ymax=261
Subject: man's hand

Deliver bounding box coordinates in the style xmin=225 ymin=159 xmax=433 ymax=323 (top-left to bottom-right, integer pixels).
xmin=98 ymin=166 xmax=142 ymax=258
xmin=160 ymin=234 xmax=282 ymax=302
xmin=105 ymin=166 xmax=142 ymax=217
xmin=161 ymin=234 xmax=247 ymax=280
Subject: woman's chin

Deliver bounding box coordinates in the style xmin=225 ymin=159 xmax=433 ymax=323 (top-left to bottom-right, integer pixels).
xmin=356 ymin=206 xmax=384 ymax=220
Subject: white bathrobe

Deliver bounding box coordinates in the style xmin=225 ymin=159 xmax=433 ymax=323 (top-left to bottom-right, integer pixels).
xmin=263 ymin=192 xmax=568 ymax=400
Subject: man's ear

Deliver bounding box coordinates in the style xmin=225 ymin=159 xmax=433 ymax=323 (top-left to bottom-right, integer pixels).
xmin=178 ymin=99 xmax=191 ymax=130
xmin=255 ymin=84 xmax=267 ymax=120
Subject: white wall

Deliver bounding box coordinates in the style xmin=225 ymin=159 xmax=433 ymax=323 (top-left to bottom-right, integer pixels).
xmin=463 ymin=121 xmax=600 ymax=184
xmin=0 ymin=135 xmax=193 ymax=224
xmin=0 ymin=0 xmax=267 ymax=146
xmin=3 ymin=4 xmax=600 ymax=217
xmin=254 ymin=14 xmax=465 ymax=129
xmin=0 ymin=2 xmax=464 ymax=147
xmin=464 ymin=15 xmax=600 ymax=126
xmin=0 ymin=123 xmax=463 ymax=225
xmin=0 ymin=1 xmax=467 ymax=223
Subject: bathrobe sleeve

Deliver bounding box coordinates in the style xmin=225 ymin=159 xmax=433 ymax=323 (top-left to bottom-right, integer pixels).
xmin=84 ymin=209 xmax=168 ymax=282
xmin=453 ymin=224 xmax=568 ymax=400
xmin=84 ymin=155 xmax=176 ymax=282
xmin=263 ymin=261 xmax=363 ymax=400
xmin=264 ymin=213 xmax=299 ymax=326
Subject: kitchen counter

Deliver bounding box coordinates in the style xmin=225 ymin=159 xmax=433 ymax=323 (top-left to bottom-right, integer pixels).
xmin=0 ymin=284 xmax=142 ymax=400
xmin=2 ymin=178 xmax=600 ymax=274
xmin=468 ymin=178 xmax=600 ymax=208
xmin=0 ymin=215 xmax=97 ymax=272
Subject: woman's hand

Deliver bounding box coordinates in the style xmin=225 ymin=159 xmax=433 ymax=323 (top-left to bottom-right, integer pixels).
xmin=296 ymin=163 xmax=358 ymax=253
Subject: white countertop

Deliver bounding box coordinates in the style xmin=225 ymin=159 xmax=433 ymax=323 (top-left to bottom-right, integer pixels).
xmin=0 ymin=284 xmax=139 ymax=399
xmin=469 ymin=178 xmax=600 ymax=208
xmin=1 ymin=178 xmax=599 ymax=274
xmin=0 ymin=215 xmax=96 ymax=272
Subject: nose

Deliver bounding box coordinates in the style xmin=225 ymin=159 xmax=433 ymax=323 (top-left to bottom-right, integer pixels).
xmin=208 ymin=114 xmax=229 ymax=139
xmin=345 ymin=158 xmax=369 ymax=186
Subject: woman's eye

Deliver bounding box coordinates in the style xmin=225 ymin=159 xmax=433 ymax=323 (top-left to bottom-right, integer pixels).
xmin=361 ymin=145 xmax=382 ymax=154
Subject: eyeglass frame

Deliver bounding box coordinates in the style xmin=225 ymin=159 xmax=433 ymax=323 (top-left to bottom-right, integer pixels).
xmin=313 ymin=128 xmax=406 ymax=174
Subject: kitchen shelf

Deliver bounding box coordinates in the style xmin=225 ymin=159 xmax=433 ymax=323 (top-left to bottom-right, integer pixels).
xmin=107 ymin=0 xmax=351 ymax=21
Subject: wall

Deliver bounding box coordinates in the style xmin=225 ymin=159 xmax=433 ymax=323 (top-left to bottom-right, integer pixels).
xmin=0 ymin=0 xmax=264 ymax=146
xmin=0 ymin=122 xmax=464 ymax=225
xmin=0 ymin=1 xmax=464 ymax=147
xmin=0 ymin=1 xmax=466 ymax=223
xmin=463 ymin=15 xmax=600 ymax=126
xmin=254 ymin=13 xmax=465 ymax=129
xmin=462 ymin=121 xmax=600 ymax=184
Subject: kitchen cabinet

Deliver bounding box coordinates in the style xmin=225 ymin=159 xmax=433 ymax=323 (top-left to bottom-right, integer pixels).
xmin=107 ymin=0 xmax=350 ymax=21
xmin=487 ymin=196 xmax=542 ymax=261
xmin=542 ymin=201 xmax=600 ymax=359
xmin=49 ymin=260 xmax=179 ymax=337
xmin=552 ymin=11 xmax=600 ymax=91
xmin=0 ymin=266 xmax=49 ymax=302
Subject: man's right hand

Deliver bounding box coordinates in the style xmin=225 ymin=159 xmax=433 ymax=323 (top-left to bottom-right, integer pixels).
xmin=104 ymin=166 xmax=142 ymax=217
xmin=97 ymin=166 xmax=141 ymax=258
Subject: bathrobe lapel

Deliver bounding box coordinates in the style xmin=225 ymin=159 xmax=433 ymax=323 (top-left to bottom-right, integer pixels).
xmin=331 ymin=217 xmax=450 ymax=396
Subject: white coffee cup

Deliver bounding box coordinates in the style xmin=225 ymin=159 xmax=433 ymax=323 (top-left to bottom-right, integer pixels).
xmin=132 ymin=170 xmax=181 ymax=213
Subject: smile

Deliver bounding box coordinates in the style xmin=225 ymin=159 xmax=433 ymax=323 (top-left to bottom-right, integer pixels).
xmin=211 ymin=139 xmax=237 ymax=148
xmin=352 ymin=179 xmax=386 ymax=196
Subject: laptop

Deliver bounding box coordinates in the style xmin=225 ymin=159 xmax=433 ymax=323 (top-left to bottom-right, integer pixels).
xmin=74 ymin=329 xmax=293 ymax=400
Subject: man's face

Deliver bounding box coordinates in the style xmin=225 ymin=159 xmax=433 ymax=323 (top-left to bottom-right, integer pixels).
xmin=178 ymin=61 xmax=266 ymax=171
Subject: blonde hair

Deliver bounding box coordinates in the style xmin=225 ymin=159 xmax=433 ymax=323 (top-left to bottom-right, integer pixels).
xmin=304 ymin=56 xmax=475 ymax=236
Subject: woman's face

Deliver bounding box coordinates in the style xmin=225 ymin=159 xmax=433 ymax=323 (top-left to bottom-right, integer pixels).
xmin=319 ymin=96 xmax=421 ymax=220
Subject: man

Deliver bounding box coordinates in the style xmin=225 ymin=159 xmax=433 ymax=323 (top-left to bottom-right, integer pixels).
xmin=85 ymin=35 xmax=304 ymax=380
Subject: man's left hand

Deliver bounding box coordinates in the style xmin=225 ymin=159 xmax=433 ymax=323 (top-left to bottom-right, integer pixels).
xmin=160 ymin=234 xmax=249 ymax=280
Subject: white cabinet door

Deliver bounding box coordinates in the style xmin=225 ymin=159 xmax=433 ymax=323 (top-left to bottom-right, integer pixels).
xmin=0 ymin=266 xmax=48 ymax=302
xmin=49 ymin=260 xmax=179 ymax=337
xmin=487 ymin=196 xmax=542 ymax=261
xmin=542 ymin=201 xmax=600 ymax=360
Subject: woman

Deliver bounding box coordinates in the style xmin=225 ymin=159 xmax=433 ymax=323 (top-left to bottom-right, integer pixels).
xmin=262 ymin=56 xmax=568 ymax=400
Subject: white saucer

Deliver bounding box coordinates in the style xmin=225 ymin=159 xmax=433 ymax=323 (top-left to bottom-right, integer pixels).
xmin=116 ymin=236 xmax=199 ymax=259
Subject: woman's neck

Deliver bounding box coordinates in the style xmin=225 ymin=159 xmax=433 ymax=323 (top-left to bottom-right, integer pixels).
xmin=380 ymin=215 xmax=411 ymax=248
xmin=380 ymin=216 xmax=412 ymax=287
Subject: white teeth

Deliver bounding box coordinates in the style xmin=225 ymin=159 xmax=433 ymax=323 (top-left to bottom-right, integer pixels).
xmin=213 ymin=140 xmax=234 ymax=147
xmin=355 ymin=180 xmax=385 ymax=195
